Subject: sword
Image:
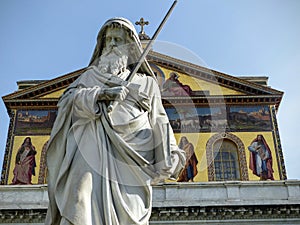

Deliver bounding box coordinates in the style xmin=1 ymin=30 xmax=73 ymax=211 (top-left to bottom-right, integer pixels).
xmin=107 ymin=0 xmax=178 ymax=112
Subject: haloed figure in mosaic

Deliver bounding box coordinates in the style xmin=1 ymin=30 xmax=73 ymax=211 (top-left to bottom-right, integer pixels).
xmin=12 ymin=137 xmax=37 ymax=185
xmin=248 ymin=134 xmax=274 ymax=180
xmin=162 ymin=72 xmax=192 ymax=96
xmin=177 ymin=136 xmax=198 ymax=182
xmin=45 ymin=18 xmax=185 ymax=225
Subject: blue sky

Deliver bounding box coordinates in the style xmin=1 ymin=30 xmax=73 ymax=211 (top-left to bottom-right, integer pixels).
xmin=1 ymin=0 xmax=300 ymax=179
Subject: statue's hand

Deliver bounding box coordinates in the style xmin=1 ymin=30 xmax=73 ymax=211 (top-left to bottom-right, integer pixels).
xmin=98 ymin=86 xmax=129 ymax=101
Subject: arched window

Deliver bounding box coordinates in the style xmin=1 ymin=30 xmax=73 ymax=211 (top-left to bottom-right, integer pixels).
xmin=213 ymin=139 xmax=240 ymax=181
xmin=206 ymin=133 xmax=249 ymax=181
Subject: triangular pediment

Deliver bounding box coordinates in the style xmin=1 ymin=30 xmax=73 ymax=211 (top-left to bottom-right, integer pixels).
xmin=2 ymin=68 xmax=85 ymax=109
xmin=2 ymin=51 xmax=283 ymax=110
xmin=148 ymin=51 xmax=283 ymax=96
xmin=40 ymin=89 xmax=66 ymax=99
xmin=156 ymin=66 xmax=246 ymax=96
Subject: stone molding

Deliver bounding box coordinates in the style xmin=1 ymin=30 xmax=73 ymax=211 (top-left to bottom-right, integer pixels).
xmin=1 ymin=110 xmax=15 ymax=185
xmin=37 ymin=141 xmax=48 ymax=184
xmin=270 ymin=105 xmax=287 ymax=180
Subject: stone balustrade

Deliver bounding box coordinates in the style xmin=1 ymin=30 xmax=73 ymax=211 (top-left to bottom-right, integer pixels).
xmin=0 ymin=180 xmax=300 ymax=224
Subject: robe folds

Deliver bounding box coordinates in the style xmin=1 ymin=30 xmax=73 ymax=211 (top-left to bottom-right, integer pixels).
xmin=248 ymin=138 xmax=274 ymax=180
xmin=12 ymin=149 xmax=36 ymax=185
xmin=45 ymin=66 xmax=185 ymax=225
xmin=177 ymin=142 xmax=198 ymax=182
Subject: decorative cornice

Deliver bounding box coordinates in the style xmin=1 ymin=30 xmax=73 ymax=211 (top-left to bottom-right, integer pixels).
xmin=3 ymin=99 xmax=58 ymax=109
xmin=2 ymin=68 xmax=85 ymax=101
xmin=3 ymin=95 xmax=282 ymax=109
xmin=0 ymin=205 xmax=299 ymax=223
xmin=151 ymin=205 xmax=300 ymax=222
xmin=162 ymin=95 xmax=282 ymax=107
xmin=270 ymin=105 xmax=287 ymax=180
xmin=1 ymin=110 xmax=15 ymax=185
xmin=0 ymin=209 xmax=46 ymax=223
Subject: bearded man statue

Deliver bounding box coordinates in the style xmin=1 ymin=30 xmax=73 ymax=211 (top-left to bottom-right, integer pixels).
xmin=45 ymin=17 xmax=186 ymax=225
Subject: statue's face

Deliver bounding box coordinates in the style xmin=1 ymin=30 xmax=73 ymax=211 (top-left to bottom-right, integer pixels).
xmin=98 ymin=26 xmax=129 ymax=76
xmin=104 ymin=27 xmax=126 ymax=51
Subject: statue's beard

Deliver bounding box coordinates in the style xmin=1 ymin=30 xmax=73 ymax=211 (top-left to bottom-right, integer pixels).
xmin=98 ymin=46 xmax=129 ymax=76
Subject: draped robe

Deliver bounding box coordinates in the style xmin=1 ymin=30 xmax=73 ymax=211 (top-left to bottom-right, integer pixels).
xmin=248 ymin=138 xmax=274 ymax=180
xmin=177 ymin=142 xmax=198 ymax=182
xmin=45 ymin=66 xmax=185 ymax=225
xmin=12 ymin=146 xmax=36 ymax=184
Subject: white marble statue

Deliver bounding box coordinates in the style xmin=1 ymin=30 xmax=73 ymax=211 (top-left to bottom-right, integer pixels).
xmin=45 ymin=17 xmax=185 ymax=225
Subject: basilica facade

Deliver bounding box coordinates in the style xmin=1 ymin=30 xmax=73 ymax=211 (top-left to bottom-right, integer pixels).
xmin=1 ymin=50 xmax=299 ymax=224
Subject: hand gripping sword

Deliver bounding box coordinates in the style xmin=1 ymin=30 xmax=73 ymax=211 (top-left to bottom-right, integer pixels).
xmin=107 ymin=0 xmax=178 ymax=112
